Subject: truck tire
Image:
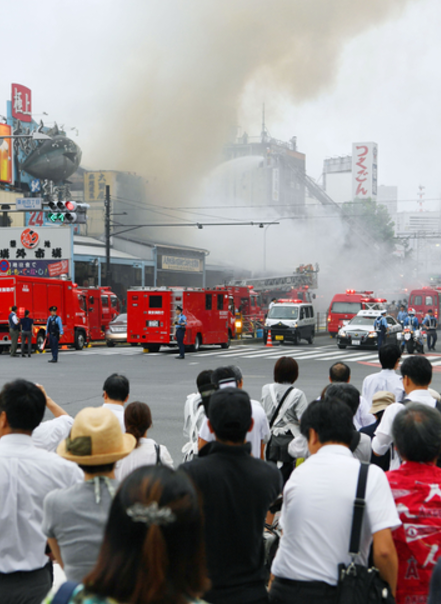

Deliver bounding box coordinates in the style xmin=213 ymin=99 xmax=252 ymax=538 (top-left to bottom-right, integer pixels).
xmin=74 ymin=330 xmax=86 ymax=350
xmin=191 ymin=334 xmax=202 ymax=352
xmin=337 ymin=343 xmax=347 ymax=349
xmin=106 ymin=340 xmax=116 ymax=347
xmin=406 ymin=340 xmax=414 ymax=354
xmin=221 ymin=332 xmax=231 ymax=349
xmin=36 ymin=332 xmax=46 ymax=353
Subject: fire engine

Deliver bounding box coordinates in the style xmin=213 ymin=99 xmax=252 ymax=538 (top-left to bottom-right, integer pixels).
xmin=0 ymin=276 xmax=120 ymax=352
xmin=327 ymin=290 xmax=386 ymax=336
xmin=408 ymin=287 xmax=441 ymax=324
xmin=127 ymin=287 xmax=235 ymax=352
xmin=214 ymin=285 xmax=264 ymax=337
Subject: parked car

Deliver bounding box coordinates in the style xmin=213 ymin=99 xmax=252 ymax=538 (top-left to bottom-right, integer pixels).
xmin=105 ymin=313 xmax=127 ymax=347
xmin=336 ymin=310 xmax=402 ymax=349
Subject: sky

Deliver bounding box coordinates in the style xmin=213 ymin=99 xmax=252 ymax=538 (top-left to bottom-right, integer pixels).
xmin=1 ymin=0 xmax=441 ymax=218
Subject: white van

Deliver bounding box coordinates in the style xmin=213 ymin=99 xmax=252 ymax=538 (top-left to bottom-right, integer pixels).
xmin=264 ymin=301 xmax=315 ymax=345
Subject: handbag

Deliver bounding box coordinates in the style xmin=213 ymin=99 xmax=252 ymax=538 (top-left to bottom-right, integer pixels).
xmin=336 ymin=462 xmax=395 ymax=604
xmin=265 ymin=386 xmax=294 ymax=463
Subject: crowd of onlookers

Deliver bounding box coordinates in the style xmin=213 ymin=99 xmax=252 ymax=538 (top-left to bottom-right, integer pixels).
xmin=2 ymin=343 xmax=441 ymax=603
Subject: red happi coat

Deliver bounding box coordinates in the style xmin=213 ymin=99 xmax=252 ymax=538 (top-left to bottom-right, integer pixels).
xmin=387 ymin=462 xmax=441 ymax=604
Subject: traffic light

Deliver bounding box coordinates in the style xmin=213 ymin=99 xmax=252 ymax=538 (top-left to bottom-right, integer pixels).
xmin=45 ymin=201 xmax=89 ymax=224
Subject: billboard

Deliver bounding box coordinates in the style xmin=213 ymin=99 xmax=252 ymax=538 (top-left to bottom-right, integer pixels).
xmin=0 ymin=226 xmax=73 ymax=278
xmin=161 ymin=255 xmax=202 ymax=272
xmin=84 ymin=171 xmax=116 ymax=202
xmin=0 ymin=124 xmax=13 ymax=184
xmin=11 ymin=83 xmax=32 ymax=122
xmin=352 ymin=142 xmax=378 ymax=200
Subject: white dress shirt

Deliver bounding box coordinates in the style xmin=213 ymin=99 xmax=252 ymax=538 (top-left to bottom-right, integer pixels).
xmin=372 ymin=389 xmax=437 ymax=469
xmin=353 ymin=396 xmax=376 ymax=430
xmin=362 ymin=369 xmax=405 ymax=407
xmin=0 ymin=434 xmax=83 ymax=573
xmin=32 ymin=415 xmax=74 ymax=452
xmin=115 ymin=437 xmax=174 ymax=482
xmin=199 ymin=399 xmax=271 ymax=459
xmin=102 ymin=403 xmax=125 ymax=433
xmin=272 ymin=444 xmax=400 ymax=585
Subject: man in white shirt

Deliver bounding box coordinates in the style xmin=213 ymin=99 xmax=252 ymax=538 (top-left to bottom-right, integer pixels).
xmin=362 ymin=344 xmax=405 ymax=407
xmin=372 ymin=355 xmax=436 ymax=470
xmin=198 ymin=365 xmax=270 ymax=459
xmin=102 ymin=373 xmax=129 ymax=432
xmin=270 ymin=398 xmax=399 ymax=604
xmin=32 ymin=384 xmax=74 ymax=452
xmin=0 ymin=379 xmax=83 ymax=604
xmin=328 ymin=362 xmax=374 ymax=428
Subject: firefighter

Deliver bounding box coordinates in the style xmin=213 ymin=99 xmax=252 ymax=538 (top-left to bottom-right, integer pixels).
xmin=174 ymin=305 xmax=187 ymax=359
xmin=46 ymin=306 xmax=64 ymax=363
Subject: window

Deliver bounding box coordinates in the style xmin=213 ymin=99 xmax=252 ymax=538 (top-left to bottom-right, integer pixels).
xmin=331 ymin=302 xmax=362 ymax=314
xmin=268 ymin=306 xmax=299 ymax=320
xmin=251 ymin=297 xmax=256 ymax=307
xmin=300 ymin=308 xmax=305 ymax=320
xmin=414 ymin=296 xmax=422 ymax=306
xmin=217 ymin=294 xmax=224 ymax=311
xmin=206 ymin=294 xmax=212 ymax=310
xmin=426 ymin=296 xmax=433 ymax=306
xmin=149 ymin=295 xmax=163 ymax=309
xmin=111 ymin=296 xmax=118 ymax=308
xmin=101 ymin=296 xmax=109 ymax=307
xmin=78 ymin=295 xmax=86 ymax=311
xmin=309 ymin=306 xmax=314 ymax=318
xmin=386 ymin=316 xmax=395 ymax=326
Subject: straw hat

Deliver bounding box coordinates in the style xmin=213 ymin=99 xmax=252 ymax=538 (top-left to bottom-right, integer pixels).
xmin=57 ymin=407 xmax=136 ymax=465
xmin=369 ymin=391 xmax=395 ymax=415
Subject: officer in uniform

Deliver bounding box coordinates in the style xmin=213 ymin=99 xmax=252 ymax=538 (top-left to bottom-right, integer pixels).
xmin=402 ymin=308 xmax=422 ymax=352
xmin=174 ymin=305 xmax=187 ymax=359
xmin=8 ymin=305 xmax=20 ymax=357
xmin=397 ymin=304 xmax=407 ymax=324
xmin=423 ymin=308 xmax=438 ymax=351
xmin=46 ymin=306 xmax=64 ymax=363
xmin=373 ymin=309 xmax=388 ymax=349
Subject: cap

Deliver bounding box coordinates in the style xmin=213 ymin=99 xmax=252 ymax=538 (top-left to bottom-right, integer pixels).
xmin=208 ymin=388 xmax=252 ymax=437
xmin=369 ymin=390 xmax=395 ymax=415
xmin=428 ymin=309 xmax=434 ymax=313
xmin=176 ymin=305 xmax=183 ymax=311
xmin=380 ymin=309 xmax=386 ymax=315
xmin=49 ymin=306 xmax=58 ymax=312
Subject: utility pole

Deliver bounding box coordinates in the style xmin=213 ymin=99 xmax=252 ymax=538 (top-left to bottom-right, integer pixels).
xmin=105 ymin=185 xmax=111 ymax=286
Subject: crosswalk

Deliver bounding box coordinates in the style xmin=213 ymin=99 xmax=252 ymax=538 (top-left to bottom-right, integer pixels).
xmin=59 ymin=343 xmax=441 ymax=367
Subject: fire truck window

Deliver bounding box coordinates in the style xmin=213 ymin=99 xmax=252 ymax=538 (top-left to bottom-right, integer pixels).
xmin=101 ymin=296 xmax=109 ymax=307
xmin=251 ymin=297 xmax=256 ymax=307
xmin=414 ymin=296 xmax=422 ymax=306
xmin=78 ymin=295 xmax=86 ymax=311
xmin=331 ymin=302 xmax=362 ymax=314
xmin=426 ymin=296 xmax=433 ymax=306
xmin=111 ymin=296 xmax=118 ymax=308
xmin=217 ymin=294 xmax=224 ymax=310
xmin=149 ymin=296 xmax=163 ymax=309
xmin=206 ymin=294 xmax=212 ymax=310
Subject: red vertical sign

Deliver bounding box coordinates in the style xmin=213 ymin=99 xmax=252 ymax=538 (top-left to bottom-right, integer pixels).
xmin=11 ymin=83 xmax=32 ymax=122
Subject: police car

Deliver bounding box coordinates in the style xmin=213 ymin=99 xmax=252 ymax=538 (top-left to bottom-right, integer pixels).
xmin=336 ymin=309 xmax=402 ymax=349
xmin=264 ymin=300 xmax=315 ymax=345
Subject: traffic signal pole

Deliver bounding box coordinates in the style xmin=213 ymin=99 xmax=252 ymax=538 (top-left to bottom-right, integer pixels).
xmin=105 ymin=185 xmax=111 ymax=286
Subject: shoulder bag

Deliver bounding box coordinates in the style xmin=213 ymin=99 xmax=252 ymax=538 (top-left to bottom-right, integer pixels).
xmin=336 ymin=462 xmax=395 ymax=604
xmin=265 ymin=386 xmax=294 ymax=463
xmin=51 ymin=581 xmax=79 ymax=604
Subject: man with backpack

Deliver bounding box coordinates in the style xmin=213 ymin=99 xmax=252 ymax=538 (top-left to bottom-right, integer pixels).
xmin=374 ymin=309 xmax=388 ymax=349
xmin=46 ymin=306 xmax=63 ymax=364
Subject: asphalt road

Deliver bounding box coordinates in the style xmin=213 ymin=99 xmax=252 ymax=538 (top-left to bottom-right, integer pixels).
xmin=3 ymin=336 xmax=441 ymax=464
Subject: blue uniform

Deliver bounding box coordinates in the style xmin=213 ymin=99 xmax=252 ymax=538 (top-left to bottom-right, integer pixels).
xmin=402 ymin=315 xmax=422 ymax=351
xmin=397 ymin=310 xmax=407 ymax=323
xmin=46 ymin=315 xmax=64 ymax=362
xmin=175 ymin=312 xmax=187 ymax=358
xmin=374 ymin=315 xmax=388 ymax=349
xmin=423 ymin=314 xmax=438 ymax=350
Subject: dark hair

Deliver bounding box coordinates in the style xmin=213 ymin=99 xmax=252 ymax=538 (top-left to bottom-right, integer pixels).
xmin=85 ymin=466 xmax=209 ymax=604
xmin=400 ymin=356 xmax=432 ymax=387
xmin=124 ymin=402 xmax=152 ymax=447
xmin=228 ymin=365 xmax=243 ymax=384
xmin=78 ymin=463 xmax=116 ymax=475
xmin=325 ymin=383 xmax=360 ymax=417
xmin=211 ymin=366 xmax=237 ymax=389
xmin=392 ymin=403 xmax=441 ymax=462
xmin=379 ymin=344 xmax=401 ymax=370
xmin=196 ymin=370 xmax=213 ymax=393
xmin=329 ymin=362 xmax=350 ymax=383
xmin=300 ymin=398 xmax=354 ymax=446
xmin=25 ymin=310 xmax=30 ymax=317
xmin=0 ymin=379 xmax=45 ymax=431
xmin=11 ymin=305 xmax=17 ymax=312
xmin=208 ymin=388 xmax=252 ymax=443
xmin=273 ymin=357 xmax=299 ymax=384
xmin=103 ymin=374 xmax=130 ymax=402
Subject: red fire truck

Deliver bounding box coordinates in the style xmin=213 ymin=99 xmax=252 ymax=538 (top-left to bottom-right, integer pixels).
xmin=214 ymin=285 xmax=264 ymax=337
xmin=127 ymin=287 xmax=235 ymax=352
xmin=327 ymin=290 xmax=387 ymax=336
xmin=407 ymin=287 xmax=441 ymax=324
xmin=0 ymin=276 xmax=120 ymax=352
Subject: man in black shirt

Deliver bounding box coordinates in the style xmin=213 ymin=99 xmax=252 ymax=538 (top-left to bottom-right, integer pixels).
xmin=180 ymin=388 xmax=282 ymax=604
xmin=20 ymin=310 xmax=34 ymax=357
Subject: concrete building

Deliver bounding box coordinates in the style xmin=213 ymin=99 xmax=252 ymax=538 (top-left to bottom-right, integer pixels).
xmin=322 ymin=156 xmax=352 ymax=204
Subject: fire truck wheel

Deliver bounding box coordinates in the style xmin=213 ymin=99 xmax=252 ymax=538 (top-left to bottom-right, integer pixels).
xmin=36 ymin=332 xmax=46 ymax=352
xmin=106 ymin=340 xmax=116 ymax=347
xmin=191 ymin=334 xmax=202 ymax=352
xmin=220 ymin=334 xmax=231 ymax=349
xmin=74 ymin=330 xmax=86 ymax=350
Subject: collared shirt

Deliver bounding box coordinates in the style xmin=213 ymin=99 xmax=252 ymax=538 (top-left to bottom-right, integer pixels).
xmin=115 ymin=437 xmax=174 ymax=482
xmin=32 ymin=416 xmax=74 ymax=452
xmin=362 ymin=369 xmax=405 ymax=406
xmin=404 ymin=316 xmax=419 ymax=330
xmin=272 ymin=444 xmax=400 ymax=585
xmin=423 ymin=315 xmax=438 ymax=330
xmin=372 ymin=390 xmax=437 ymax=469
xmin=8 ymin=312 xmax=19 ymax=328
xmin=387 ymin=462 xmax=441 ymax=604
xmin=261 ymin=383 xmax=308 ymax=438
xmin=354 ymin=395 xmax=376 ymax=429
xmin=199 ymin=399 xmax=271 ymax=458
xmin=374 ymin=316 xmax=388 ymax=331
xmin=102 ymin=403 xmax=125 ymax=433
xmin=0 ymin=433 xmax=83 ymax=573
xmin=397 ymin=311 xmax=408 ymax=323
xmin=176 ymin=313 xmax=187 ymax=328
xmin=46 ymin=315 xmax=64 ymax=336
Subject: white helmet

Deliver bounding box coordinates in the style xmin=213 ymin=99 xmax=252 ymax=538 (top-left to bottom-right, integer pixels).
xmin=408 ymin=308 xmax=416 ymax=315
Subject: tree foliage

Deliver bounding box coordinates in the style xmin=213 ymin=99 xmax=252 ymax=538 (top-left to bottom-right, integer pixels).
xmin=341 ymin=198 xmax=396 ymax=251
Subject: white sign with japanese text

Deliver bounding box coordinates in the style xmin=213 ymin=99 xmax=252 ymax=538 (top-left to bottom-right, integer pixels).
xmin=352 ymin=142 xmax=378 ymax=200
xmin=16 ymin=198 xmax=42 ymax=211
xmin=0 ymin=226 xmax=73 ymax=278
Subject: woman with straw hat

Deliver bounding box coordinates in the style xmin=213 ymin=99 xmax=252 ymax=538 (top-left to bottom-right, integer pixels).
xmin=42 ymin=407 xmax=136 ymax=583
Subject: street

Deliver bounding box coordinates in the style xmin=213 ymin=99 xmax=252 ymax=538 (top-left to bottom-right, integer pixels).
xmin=4 ymin=336 xmax=441 ymax=464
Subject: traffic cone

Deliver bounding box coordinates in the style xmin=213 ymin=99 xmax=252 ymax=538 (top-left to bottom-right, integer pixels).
xmin=266 ymin=329 xmax=273 ymax=347
xmin=61 ymin=345 xmax=69 ymax=350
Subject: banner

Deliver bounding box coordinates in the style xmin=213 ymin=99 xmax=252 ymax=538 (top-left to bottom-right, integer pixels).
xmin=0 ymin=124 xmax=13 ymax=184
xmin=161 ymin=255 xmax=201 ymax=272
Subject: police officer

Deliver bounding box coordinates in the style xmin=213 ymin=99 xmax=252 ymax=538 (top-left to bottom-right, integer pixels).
xmin=46 ymin=306 xmax=64 ymax=363
xmin=397 ymin=304 xmax=407 ymax=324
xmin=174 ymin=305 xmax=187 ymax=359
xmin=423 ymin=308 xmax=438 ymax=351
xmin=374 ymin=309 xmax=388 ymax=349
xmin=402 ymin=308 xmax=422 ymax=353
xmin=8 ymin=305 xmax=20 ymax=357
